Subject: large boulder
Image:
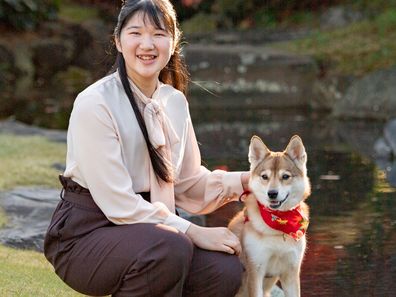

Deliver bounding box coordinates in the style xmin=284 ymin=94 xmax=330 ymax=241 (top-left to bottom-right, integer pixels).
xmin=333 ymin=67 xmax=396 ymax=120
xmin=374 ymin=118 xmax=396 ymax=159
xmin=384 ymin=119 xmax=396 ymax=156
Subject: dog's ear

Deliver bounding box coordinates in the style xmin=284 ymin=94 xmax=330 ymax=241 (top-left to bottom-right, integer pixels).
xmin=285 ymin=135 xmax=307 ymax=165
xmin=249 ymin=136 xmax=270 ymax=166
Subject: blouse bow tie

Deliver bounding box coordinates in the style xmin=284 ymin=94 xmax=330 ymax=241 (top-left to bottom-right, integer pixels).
xmin=144 ymin=99 xmax=179 ymax=149
xmin=126 ymin=77 xmax=179 ymax=150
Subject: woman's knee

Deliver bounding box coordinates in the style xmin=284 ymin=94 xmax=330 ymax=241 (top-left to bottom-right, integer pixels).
xmin=151 ymin=225 xmax=194 ymax=271
xmin=184 ymin=249 xmax=243 ymax=297
xmin=221 ymin=254 xmax=244 ymax=295
xmin=127 ymin=225 xmax=194 ymax=296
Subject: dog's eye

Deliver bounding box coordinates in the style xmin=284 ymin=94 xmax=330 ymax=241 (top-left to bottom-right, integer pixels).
xmin=261 ymin=174 xmax=268 ymax=180
xmin=282 ymin=174 xmax=291 ymax=180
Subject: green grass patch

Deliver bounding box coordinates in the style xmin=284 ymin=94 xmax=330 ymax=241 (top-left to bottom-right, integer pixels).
xmin=275 ymin=9 xmax=396 ymax=76
xmin=0 ymin=245 xmax=81 ymax=296
xmin=0 ymin=134 xmax=66 ymax=190
xmin=58 ymin=0 xmax=99 ymax=23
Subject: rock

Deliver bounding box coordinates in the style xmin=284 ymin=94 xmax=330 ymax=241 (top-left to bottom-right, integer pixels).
xmin=386 ymin=162 xmax=396 ymax=187
xmin=333 ymin=67 xmax=396 ymax=120
xmin=374 ymin=137 xmax=392 ymax=159
xmin=185 ymin=44 xmax=318 ymax=109
xmin=0 ymin=186 xmax=205 ymax=252
xmin=384 ymin=119 xmax=396 ymax=156
xmin=271 ymin=285 xmax=285 ymax=297
xmin=320 ymin=6 xmax=364 ymax=29
xmin=72 ymin=19 xmax=114 ymax=79
xmin=236 ymin=284 xmax=285 ymax=297
xmin=331 ymin=120 xmax=385 ymax=158
xmin=31 ymin=38 xmax=74 ymax=80
xmin=37 ymin=19 xmax=112 ymax=79
xmin=0 ymin=188 xmax=60 ymax=251
xmin=185 ymin=29 xmax=311 ymax=45
xmin=311 ymin=75 xmax=354 ymax=111
xmin=52 ymin=66 xmax=93 ymax=95
xmin=0 ymin=118 xmax=67 ymax=142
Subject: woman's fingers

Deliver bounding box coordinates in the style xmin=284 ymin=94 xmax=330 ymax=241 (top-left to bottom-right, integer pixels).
xmin=224 ymin=239 xmax=241 ymax=255
xmin=221 ymin=230 xmax=241 ymax=255
xmin=186 ymin=225 xmax=242 ymax=255
xmin=222 ymin=244 xmax=236 ymax=255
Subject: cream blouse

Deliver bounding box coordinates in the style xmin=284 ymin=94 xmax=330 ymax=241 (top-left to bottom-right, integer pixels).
xmin=63 ymin=71 xmax=244 ymax=232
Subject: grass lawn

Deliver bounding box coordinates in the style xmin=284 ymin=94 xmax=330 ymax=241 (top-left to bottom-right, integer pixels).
xmin=0 ymin=245 xmax=81 ymax=296
xmin=276 ymin=9 xmax=396 ymax=76
xmin=0 ymin=134 xmax=66 ymax=190
xmin=0 ymin=134 xmax=77 ymax=295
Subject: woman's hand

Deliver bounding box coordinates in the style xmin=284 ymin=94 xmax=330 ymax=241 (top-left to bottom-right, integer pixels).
xmin=186 ymin=224 xmax=241 ymax=255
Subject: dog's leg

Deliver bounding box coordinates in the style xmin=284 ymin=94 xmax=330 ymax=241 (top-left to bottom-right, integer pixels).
xmin=280 ymin=269 xmax=300 ymax=297
xmin=246 ymin=261 xmax=266 ymax=297
xmin=263 ymin=276 xmax=278 ymax=297
xmin=234 ymin=271 xmax=248 ymax=297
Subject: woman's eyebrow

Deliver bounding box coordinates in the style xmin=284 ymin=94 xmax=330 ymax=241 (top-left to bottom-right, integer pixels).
xmin=125 ymin=25 xmax=141 ymax=30
xmin=125 ymin=25 xmax=166 ymax=31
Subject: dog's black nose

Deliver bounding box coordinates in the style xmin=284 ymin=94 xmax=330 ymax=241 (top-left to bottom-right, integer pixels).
xmin=268 ymin=190 xmax=278 ymax=199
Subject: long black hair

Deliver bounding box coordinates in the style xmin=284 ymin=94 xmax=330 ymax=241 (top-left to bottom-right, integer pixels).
xmin=113 ymin=0 xmax=189 ymax=183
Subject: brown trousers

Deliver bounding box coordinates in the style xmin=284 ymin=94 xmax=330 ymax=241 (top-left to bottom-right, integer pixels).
xmin=44 ymin=177 xmax=242 ymax=297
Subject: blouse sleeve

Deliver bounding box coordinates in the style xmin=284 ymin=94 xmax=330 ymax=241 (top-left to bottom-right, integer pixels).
xmin=67 ymin=92 xmax=191 ymax=232
xmin=174 ymin=115 xmax=244 ymax=215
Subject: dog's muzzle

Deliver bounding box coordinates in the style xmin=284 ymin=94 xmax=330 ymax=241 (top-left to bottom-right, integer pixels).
xmin=268 ymin=193 xmax=289 ymax=209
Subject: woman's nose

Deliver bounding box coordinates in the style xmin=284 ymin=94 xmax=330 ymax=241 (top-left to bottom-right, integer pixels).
xmin=139 ymin=35 xmax=155 ymax=50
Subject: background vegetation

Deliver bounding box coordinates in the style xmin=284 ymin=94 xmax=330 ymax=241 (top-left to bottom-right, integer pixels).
xmin=0 ymin=0 xmax=60 ymax=30
xmin=2 ymin=0 xmax=395 ymax=31
xmin=2 ymin=0 xmax=395 ymax=77
xmin=277 ymin=7 xmax=396 ymax=76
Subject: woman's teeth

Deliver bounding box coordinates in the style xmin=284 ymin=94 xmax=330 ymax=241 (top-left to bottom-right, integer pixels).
xmin=138 ymin=55 xmax=156 ymax=60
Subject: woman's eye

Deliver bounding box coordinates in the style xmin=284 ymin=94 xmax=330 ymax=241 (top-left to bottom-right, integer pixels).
xmin=155 ymin=32 xmax=166 ymax=37
xmin=261 ymin=174 xmax=268 ymax=180
xmin=282 ymin=174 xmax=291 ymax=180
xmin=129 ymin=31 xmax=140 ymax=35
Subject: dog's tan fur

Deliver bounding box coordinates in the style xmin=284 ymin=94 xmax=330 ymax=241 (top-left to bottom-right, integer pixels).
xmin=229 ymin=135 xmax=311 ymax=297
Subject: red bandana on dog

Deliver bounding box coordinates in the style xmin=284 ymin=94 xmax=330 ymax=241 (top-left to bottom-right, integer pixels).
xmin=245 ymin=200 xmax=309 ymax=241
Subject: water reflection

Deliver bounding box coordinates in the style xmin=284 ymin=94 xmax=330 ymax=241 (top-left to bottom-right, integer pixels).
xmin=192 ymin=108 xmax=396 ymax=297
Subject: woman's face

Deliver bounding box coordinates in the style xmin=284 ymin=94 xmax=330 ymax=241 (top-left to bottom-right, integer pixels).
xmin=116 ymin=11 xmax=174 ymax=88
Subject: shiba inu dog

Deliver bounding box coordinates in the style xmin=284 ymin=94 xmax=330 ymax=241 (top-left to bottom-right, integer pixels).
xmin=229 ymin=135 xmax=310 ymax=297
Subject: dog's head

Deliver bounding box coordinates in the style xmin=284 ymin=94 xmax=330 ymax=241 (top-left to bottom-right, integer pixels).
xmin=248 ymin=135 xmax=311 ymax=211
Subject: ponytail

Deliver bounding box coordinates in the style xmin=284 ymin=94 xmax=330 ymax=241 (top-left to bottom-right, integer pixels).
xmin=117 ymin=53 xmax=172 ymax=183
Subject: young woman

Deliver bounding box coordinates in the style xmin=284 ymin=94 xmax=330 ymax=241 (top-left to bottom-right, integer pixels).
xmin=44 ymin=1 xmax=250 ymax=296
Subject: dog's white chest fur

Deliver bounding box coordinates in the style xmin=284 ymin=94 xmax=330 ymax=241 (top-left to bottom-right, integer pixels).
xmin=243 ymin=224 xmax=306 ymax=277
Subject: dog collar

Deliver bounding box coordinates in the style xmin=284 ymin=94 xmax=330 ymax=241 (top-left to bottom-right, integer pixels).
xmin=239 ymin=190 xmax=251 ymax=202
xmin=246 ymin=201 xmax=309 ymax=241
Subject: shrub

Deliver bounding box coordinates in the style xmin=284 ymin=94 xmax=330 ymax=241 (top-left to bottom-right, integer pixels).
xmin=0 ymin=0 xmax=60 ymax=30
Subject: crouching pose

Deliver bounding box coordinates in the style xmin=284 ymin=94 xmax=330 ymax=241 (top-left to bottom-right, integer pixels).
xmin=44 ymin=1 xmax=250 ymax=296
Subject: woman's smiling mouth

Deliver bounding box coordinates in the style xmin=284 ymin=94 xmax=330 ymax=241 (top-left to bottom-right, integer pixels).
xmin=137 ymin=55 xmax=157 ymax=61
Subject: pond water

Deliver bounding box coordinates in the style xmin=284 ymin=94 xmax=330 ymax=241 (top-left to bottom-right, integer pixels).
xmin=190 ymin=107 xmax=396 ymax=297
